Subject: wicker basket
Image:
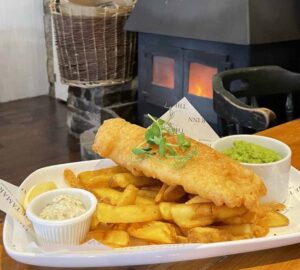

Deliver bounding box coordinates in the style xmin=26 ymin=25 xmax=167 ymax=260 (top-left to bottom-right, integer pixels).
xmin=50 ymin=0 xmax=136 ymax=88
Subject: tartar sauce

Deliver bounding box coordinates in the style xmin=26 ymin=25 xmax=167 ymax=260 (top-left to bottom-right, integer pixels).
xmin=39 ymin=194 xmax=86 ymax=220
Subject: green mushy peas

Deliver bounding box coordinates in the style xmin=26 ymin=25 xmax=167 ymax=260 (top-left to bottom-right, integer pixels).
xmin=223 ymin=140 xmax=282 ymax=164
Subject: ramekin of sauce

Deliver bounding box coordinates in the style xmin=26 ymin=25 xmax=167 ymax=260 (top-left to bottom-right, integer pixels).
xmin=211 ymin=135 xmax=291 ymax=203
xmin=26 ymin=188 xmax=97 ymax=245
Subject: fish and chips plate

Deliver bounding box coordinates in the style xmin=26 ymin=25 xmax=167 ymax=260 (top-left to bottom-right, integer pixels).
xmin=3 ymin=159 xmax=300 ymax=267
xmin=3 ymin=118 xmax=300 ymax=267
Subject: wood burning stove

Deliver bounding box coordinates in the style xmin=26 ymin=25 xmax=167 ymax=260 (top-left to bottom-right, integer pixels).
xmin=125 ymin=0 xmax=300 ymax=133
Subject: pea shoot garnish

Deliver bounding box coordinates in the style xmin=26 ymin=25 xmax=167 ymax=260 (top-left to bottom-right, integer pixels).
xmin=132 ymin=114 xmax=197 ymax=168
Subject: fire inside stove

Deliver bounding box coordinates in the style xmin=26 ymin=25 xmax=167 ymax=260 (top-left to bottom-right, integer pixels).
xmin=152 ymin=56 xmax=175 ymax=89
xmin=188 ymin=63 xmax=217 ymax=99
xmin=152 ymin=56 xmax=217 ymax=98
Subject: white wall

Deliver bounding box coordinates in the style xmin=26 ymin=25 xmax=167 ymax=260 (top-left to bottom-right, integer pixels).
xmin=52 ymin=23 xmax=68 ymax=102
xmin=0 ymin=0 xmax=48 ymax=102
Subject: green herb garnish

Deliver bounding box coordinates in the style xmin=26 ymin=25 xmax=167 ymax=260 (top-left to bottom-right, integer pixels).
xmin=132 ymin=114 xmax=197 ymax=168
xmin=132 ymin=147 xmax=154 ymax=156
xmin=177 ymin=133 xmax=191 ymax=151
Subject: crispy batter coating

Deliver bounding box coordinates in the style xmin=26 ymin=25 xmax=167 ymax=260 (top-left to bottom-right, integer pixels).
xmin=93 ymin=118 xmax=266 ymax=209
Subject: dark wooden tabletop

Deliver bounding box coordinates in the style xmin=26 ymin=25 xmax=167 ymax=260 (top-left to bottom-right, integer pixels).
xmin=0 ymin=96 xmax=81 ymax=185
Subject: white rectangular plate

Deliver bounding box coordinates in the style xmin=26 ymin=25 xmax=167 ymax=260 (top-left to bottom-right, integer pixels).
xmin=3 ymin=159 xmax=300 ymax=268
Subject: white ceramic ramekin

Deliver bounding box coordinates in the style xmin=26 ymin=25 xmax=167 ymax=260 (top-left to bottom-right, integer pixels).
xmin=211 ymin=135 xmax=291 ymax=203
xmin=26 ymin=188 xmax=97 ymax=245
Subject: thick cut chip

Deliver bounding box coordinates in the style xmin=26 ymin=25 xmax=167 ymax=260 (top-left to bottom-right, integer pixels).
xmin=117 ymin=184 xmax=138 ymax=206
xmin=92 ymin=187 xmax=154 ymax=205
xmin=212 ymin=205 xmax=247 ymax=220
xmin=111 ymin=223 xmax=130 ymax=231
xmin=96 ymin=203 xmax=161 ymax=223
xmin=90 ymin=212 xmax=100 ymax=230
xmin=188 ymin=227 xmax=232 ymax=243
xmin=221 ymin=211 xmax=258 ymax=225
xmin=159 ymin=202 xmax=177 ymax=221
xmin=261 ymin=202 xmax=286 ymax=212
xmin=216 ymin=224 xmax=269 ymax=238
xmin=137 ymin=189 xmax=158 ymax=199
xmin=85 ymin=229 xmax=129 ymax=247
xmin=154 ymin=183 xmax=168 ymax=203
xmin=163 ymin=185 xmax=186 ymax=202
xmin=81 ymin=175 xmax=111 ymax=189
xmin=109 ymin=173 xmax=160 ymax=188
xmin=186 ymin=196 xmax=211 ymax=204
xmin=128 ymin=221 xmax=178 ymax=244
xmin=102 ymin=230 xmax=130 ymax=247
xmin=216 ymin=224 xmax=254 ymax=237
xmin=85 ymin=230 xmax=106 ymax=243
xmin=92 ymin=187 xmax=121 ymax=205
xmin=79 ymin=166 xmax=128 ymax=188
xmin=64 ymin=169 xmax=81 ymax=188
xmin=258 ymin=211 xmax=289 ymax=228
xmin=253 ymin=225 xmax=270 ymax=237
xmin=78 ymin=166 xmax=128 ymax=180
xmin=175 ymin=235 xmax=188 ymax=243
xmin=170 ymin=203 xmax=214 ymax=229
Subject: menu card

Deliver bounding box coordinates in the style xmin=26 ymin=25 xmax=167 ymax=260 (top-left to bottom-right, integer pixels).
xmin=161 ymin=97 xmax=220 ymax=145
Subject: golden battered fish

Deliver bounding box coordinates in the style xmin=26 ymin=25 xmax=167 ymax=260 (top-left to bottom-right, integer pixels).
xmin=93 ymin=118 xmax=266 ymax=209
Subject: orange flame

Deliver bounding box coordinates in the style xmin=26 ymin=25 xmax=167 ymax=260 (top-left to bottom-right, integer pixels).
xmin=188 ymin=63 xmax=217 ymax=99
xmin=152 ymin=56 xmax=175 ymax=89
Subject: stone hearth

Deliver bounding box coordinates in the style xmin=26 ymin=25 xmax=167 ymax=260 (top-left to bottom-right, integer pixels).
xmin=66 ymin=79 xmax=137 ymax=160
xmin=67 ymin=79 xmax=137 ymax=138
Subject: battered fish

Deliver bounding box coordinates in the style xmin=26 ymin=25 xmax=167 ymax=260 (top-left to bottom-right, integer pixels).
xmin=93 ymin=118 xmax=266 ymax=209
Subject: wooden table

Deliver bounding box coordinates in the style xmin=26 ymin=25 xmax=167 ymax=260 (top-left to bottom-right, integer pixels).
xmin=1 ymin=119 xmax=300 ymax=270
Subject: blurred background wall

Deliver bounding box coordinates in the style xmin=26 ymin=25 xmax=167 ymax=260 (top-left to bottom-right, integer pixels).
xmin=0 ymin=0 xmax=48 ymax=102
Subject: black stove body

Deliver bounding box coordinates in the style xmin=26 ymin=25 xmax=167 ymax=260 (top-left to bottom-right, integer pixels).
xmin=125 ymin=0 xmax=300 ymax=133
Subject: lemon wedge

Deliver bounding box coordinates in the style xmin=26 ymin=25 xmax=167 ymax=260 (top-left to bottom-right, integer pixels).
xmin=23 ymin=182 xmax=57 ymax=209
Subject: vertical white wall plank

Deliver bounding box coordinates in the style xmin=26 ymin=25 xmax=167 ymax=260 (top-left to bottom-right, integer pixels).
xmin=52 ymin=19 xmax=68 ymax=102
xmin=0 ymin=0 xmax=48 ymax=102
